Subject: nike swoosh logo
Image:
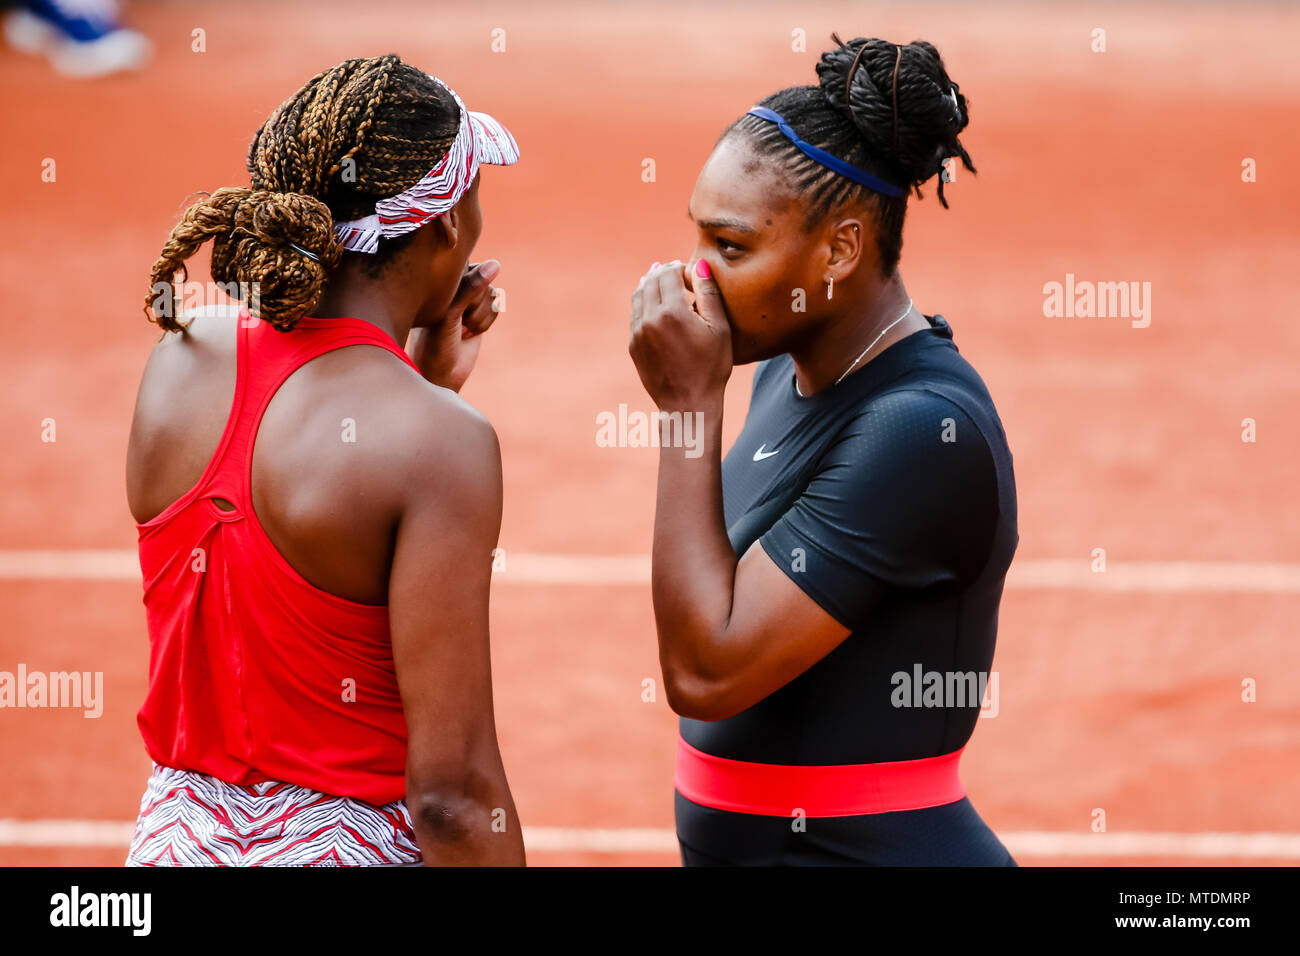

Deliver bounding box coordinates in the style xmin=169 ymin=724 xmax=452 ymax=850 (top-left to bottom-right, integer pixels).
xmin=753 ymin=444 xmax=780 ymax=461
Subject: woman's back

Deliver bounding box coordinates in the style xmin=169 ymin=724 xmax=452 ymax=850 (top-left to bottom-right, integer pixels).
xmin=126 ymin=53 xmax=525 ymax=866
xmin=128 ymin=306 xmax=432 ymax=606
xmin=127 ymin=306 xmax=446 ymax=805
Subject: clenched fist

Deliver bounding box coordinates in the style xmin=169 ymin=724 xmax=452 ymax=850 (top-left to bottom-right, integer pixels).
xmin=629 ymin=259 xmax=732 ymax=411
xmin=408 ymin=260 xmax=502 ymax=393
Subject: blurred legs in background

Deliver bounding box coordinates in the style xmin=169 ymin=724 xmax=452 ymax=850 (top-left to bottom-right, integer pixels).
xmin=3 ymin=0 xmax=149 ymax=77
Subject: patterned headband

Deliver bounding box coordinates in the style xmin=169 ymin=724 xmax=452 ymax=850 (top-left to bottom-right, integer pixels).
xmin=333 ymin=77 xmax=520 ymax=254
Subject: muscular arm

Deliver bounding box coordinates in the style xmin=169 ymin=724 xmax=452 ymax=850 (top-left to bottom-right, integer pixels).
xmin=631 ymin=263 xmax=855 ymax=723
xmin=650 ymin=398 xmax=854 ymax=722
xmin=388 ymin=392 xmax=523 ymax=865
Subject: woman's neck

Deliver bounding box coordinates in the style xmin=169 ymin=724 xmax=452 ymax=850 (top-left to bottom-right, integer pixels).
xmin=790 ymin=272 xmax=926 ymax=396
xmin=312 ymin=268 xmax=415 ymax=348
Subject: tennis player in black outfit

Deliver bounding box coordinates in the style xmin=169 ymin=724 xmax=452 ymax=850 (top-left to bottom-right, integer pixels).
xmin=629 ymin=36 xmax=1018 ymax=865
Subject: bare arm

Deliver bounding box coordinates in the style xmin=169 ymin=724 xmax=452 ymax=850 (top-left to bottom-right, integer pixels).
xmin=630 ymin=263 xmax=854 ymax=722
xmin=388 ymin=394 xmax=523 ymax=865
xmin=649 ymin=397 xmax=852 ymax=721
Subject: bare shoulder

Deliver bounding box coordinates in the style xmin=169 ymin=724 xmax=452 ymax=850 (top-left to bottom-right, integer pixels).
xmin=302 ymin=343 xmax=501 ymax=508
xmin=387 ymin=372 xmax=502 ymax=491
xmin=135 ymin=306 xmax=238 ymax=399
xmin=127 ymin=306 xmax=242 ymax=523
xmin=334 ymin=362 xmax=503 ymax=545
xmin=146 ymin=304 xmax=240 ymax=356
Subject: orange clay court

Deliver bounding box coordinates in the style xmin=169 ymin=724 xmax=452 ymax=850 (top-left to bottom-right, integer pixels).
xmin=0 ymin=1 xmax=1296 ymax=866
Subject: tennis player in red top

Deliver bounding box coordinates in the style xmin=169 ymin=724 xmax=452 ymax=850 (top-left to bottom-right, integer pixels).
xmin=124 ymin=55 xmax=523 ymax=866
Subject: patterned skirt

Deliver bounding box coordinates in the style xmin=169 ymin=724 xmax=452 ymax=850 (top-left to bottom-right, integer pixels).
xmin=126 ymin=762 xmax=423 ymax=866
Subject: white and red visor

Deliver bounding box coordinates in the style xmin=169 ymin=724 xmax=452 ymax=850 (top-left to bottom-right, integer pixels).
xmin=333 ymin=77 xmax=519 ymax=254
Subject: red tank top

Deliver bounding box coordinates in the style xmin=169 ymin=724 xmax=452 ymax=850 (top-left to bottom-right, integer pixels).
xmin=136 ymin=311 xmax=422 ymax=806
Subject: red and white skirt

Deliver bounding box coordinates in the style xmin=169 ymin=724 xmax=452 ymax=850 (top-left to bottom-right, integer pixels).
xmin=125 ymin=762 xmax=422 ymax=866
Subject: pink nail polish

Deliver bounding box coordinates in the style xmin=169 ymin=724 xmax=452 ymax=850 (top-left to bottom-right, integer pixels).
xmin=651 ymin=261 xmax=661 ymax=270
xmin=695 ymin=259 xmax=711 ymax=279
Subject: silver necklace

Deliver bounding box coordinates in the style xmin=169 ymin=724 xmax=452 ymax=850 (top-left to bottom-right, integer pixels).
xmin=795 ymin=298 xmax=914 ymax=397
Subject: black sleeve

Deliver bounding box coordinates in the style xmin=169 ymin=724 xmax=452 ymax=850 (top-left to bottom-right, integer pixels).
xmin=758 ymin=388 xmax=999 ymax=631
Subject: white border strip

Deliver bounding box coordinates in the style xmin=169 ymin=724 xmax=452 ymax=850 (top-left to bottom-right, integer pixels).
xmin=1 ymin=551 xmax=1299 ymax=593
xmin=0 ymin=820 xmax=1297 ymax=858
xmin=0 ymin=819 xmax=135 ymax=848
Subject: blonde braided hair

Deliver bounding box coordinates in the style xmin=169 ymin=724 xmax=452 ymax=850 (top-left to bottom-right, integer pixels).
xmin=146 ymin=55 xmax=459 ymax=332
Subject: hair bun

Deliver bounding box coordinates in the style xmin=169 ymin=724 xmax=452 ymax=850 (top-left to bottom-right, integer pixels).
xmin=816 ymin=35 xmax=975 ymax=206
xmin=228 ymin=190 xmax=340 ymax=257
xmin=211 ymin=188 xmax=343 ymax=330
xmin=145 ymin=187 xmax=343 ymax=333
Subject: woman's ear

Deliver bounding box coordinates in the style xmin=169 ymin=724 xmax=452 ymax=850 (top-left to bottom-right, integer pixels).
xmin=825 ymin=217 xmax=866 ymax=282
xmin=429 ymin=208 xmax=460 ymax=249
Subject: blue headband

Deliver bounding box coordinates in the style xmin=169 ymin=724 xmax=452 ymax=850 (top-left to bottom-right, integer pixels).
xmin=746 ymin=106 xmax=905 ymax=199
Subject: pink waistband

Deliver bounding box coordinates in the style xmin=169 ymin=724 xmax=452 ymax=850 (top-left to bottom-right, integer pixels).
xmin=675 ymin=735 xmax=966 ymax=818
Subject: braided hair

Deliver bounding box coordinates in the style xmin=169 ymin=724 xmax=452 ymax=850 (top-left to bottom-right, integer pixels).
xmin=145 ymin=55 xmax=460 ymax=333
xmin=725 ymin=35 xmax=975 ymax=276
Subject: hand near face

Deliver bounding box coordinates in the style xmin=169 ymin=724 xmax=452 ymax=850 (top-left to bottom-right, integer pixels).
xmin=408 ymin=260 xmax=502 ymax=393
xmin=629 ymin=259 xmax=733 ymax=411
